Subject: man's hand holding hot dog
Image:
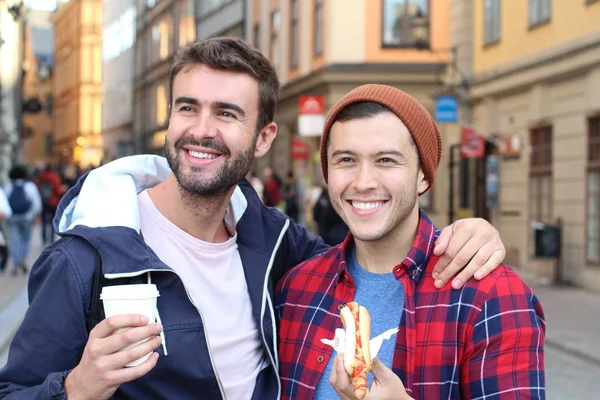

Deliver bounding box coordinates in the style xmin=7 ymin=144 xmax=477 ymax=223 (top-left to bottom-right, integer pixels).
xmin=329 ymin=355 xmax=413 ymax=400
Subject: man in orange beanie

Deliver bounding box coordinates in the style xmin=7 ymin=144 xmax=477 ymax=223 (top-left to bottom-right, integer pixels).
xmin=276 ymin=84 xmax=545 ymax=400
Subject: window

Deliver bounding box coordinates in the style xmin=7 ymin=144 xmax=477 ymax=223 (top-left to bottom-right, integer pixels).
xmin=177 ymin=0 xmax=195 ymax=47
xmin=156 ymin=84 xmax=168 ymax=127
xmin=270 ymin=10 xmax=280 ymax=70
xmin=382 ymin=0 xmax=429 ymax=47
xmin=45 ymin=92 xmax=53 ymax=115
xmin=198 ymin=0 xmax=233 ymax=17
xmin=529 ymin=0 xmax=551 ymax=27
xmin=44 ymin=133 xmax=53 ymax=157
xmin=588 ymin=116 xmax=600 ymax=263
xmin=146 ymin=12 xmax=174 ymax=67
xmin=484 ymin=0 xmax=501 ymax=45
xmin=253 ymin=23 xmax=260 ymax=49
xmin=529 ymin=126 xmax=552 ymax=222
xmin=290 ymin=0 xmax=299 ymax=68
xmin=102 ymin=7 xmax=136 ymax=63
xmin=313 ymin=0 xmax=324 ymax=56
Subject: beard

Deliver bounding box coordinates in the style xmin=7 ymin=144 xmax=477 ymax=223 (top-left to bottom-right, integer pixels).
xmin=165 ymin=134 xmax=257 ymax=197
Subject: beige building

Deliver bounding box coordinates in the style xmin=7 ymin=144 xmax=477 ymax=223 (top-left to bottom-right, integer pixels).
xmin=468 ymin=0 xmax=600 ymax=290
xmin=249 ymin=0 xmax=453 ymax=226
xmin=51 ymin=0 xmax=103 ymax=168
xmin=20 ymin=10 xmax=54 ymax=166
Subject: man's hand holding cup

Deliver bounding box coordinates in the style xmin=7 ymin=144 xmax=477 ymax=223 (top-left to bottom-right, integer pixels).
xmin=64 ymin=284 xmax=163 ymax=400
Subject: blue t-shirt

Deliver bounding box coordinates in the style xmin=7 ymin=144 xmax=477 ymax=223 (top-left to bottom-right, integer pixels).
xmin=313 ymin=246 xmax=405 ymax=400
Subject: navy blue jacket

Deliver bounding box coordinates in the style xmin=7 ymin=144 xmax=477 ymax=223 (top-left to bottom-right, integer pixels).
xmin=0 ymin=156 xmax=328 ymax=399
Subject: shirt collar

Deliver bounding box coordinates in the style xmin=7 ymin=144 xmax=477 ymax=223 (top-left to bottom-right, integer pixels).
xmin=336 ymin=210 xmax=440 ymax=284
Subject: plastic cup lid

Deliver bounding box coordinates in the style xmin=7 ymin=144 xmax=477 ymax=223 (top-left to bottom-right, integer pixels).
xmin=100 ymin=284 xmax=160 ymax=300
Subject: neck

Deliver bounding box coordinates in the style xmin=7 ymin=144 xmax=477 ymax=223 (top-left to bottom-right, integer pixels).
xmin=147 ymin=174 xmax=234 ymax=243
xmin=353 ymin=210 xmax=420 ymax=274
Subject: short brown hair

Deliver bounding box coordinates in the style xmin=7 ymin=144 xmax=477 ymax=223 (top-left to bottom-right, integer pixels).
xmin=169 ymin=37 xmax=280 ymax=132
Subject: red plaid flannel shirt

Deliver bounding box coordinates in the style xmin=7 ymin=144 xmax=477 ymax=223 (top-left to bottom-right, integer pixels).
xmin=275 ymin=212 xmax=546 ymax=399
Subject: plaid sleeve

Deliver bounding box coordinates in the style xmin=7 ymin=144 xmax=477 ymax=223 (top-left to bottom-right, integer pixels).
xmin=461 ymin=268 xmax=546 ymax=399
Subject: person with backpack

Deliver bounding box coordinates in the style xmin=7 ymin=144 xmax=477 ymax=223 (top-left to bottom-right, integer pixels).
xmin=5 ymin=164 xmax=42 ymax=275
xmin=0 ymin=188 xmax=13 ymax=275
xmin=37 ymin=164 xmax=64 ymax=244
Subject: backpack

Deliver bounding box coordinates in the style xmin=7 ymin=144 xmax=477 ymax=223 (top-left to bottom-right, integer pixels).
xmin=38 ymin=181 xmax=54 ymax=206
xmin=8 ymin=182 xmax=32 ymax=215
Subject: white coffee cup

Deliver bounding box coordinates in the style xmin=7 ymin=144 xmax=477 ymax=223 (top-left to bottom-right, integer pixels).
xmin=100 ymin=284 xmax=160 ymax=367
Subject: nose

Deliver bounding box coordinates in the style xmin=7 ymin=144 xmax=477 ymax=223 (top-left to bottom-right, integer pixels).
xmin=189 ymin=109 xmax=218 ymax=139
xmin=352 ymin=163 xmax=378 ymax=192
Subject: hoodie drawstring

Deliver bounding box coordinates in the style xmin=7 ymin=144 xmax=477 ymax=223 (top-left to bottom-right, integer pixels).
xmin=148 ymin=272 xmax=168 ymax=356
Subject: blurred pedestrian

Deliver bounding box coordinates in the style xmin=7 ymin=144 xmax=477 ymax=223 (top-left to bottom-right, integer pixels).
xmin=5 ymin=164 xmax=42 ymax=275
xmin=282 ymin=171 xmax=299 ymax=222
xmin=0 ymin=188 xmax=12 ymax=275
xmin=246 ymin=170 xmax=264 ymax=201
xmin=312 ymin=185 xmax=349 ymax=246
xmin=37 ymin=164 xmax=64 ymax=244
xmin=262 ymin=167 xmax=281 ymax=208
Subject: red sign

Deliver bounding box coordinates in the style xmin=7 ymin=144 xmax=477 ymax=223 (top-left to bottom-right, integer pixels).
xmin=291 ymin=138 xmax=309 ymax=160
xmin=298 ymin=96 xmax=325 ymax=115
xmin=461 ymin=125 xmax=485 ymax=158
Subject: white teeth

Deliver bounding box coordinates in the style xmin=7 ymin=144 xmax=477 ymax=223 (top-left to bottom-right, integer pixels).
xmin=351 ymin=201 xmax=383 ymax=210
xmin=189 ymin=150 xmax=218 ymax=159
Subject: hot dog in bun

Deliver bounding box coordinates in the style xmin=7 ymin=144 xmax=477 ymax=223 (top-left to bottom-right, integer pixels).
xmin=339 ymin=301 xmax=371 ymax=399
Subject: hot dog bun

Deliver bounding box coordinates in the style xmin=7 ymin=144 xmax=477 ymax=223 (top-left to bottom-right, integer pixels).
xmin=340 ymin=306 xmax=356 ymax=375
xmin=359 ymin=306 xmax=371 ymax=372
xmin=339 ymin=302 xmax=372 ymax=399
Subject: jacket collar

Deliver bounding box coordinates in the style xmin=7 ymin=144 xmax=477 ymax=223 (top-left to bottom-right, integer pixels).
xmin=54 ymin=155 xmax=289 ymax=274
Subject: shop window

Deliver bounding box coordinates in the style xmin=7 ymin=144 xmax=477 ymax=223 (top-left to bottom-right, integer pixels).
xmin=529 ymin=125 xmax=552 ymax=223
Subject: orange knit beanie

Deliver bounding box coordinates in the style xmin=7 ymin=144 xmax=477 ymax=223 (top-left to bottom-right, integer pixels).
xmin=320 ymin=84 xmax=442 ymax=192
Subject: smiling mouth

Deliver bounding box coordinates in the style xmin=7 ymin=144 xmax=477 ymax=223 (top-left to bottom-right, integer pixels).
xmin=349 ymin=201 xmax=386 ymax=210
xmin=187 ymin=150 xmax=221 ymax=159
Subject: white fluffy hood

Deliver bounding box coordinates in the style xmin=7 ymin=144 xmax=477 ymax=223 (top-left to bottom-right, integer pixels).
xmin=57 ymin=155 xmax=248 ymax=233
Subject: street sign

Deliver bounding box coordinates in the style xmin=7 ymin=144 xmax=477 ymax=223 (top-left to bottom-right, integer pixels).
xmin=461 ymin=125 xmax=485 ymax=158
xmin=291 ymin=137 xmax=309 ymax=160
xmin=298 ymin=95 xmax=325 ymax=137
xmin=435 ymin=95 xmax=458 ymax=123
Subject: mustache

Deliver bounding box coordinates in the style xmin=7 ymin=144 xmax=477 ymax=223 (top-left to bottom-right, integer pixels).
xmin=175 ymin=136 xmax=230 ymax=156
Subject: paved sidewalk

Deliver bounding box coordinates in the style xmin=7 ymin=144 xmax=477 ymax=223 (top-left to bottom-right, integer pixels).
xmin=531 ymin=283 xmax=600 ymax=366
xmin=0 ymin=225 xmax=47 ymax=357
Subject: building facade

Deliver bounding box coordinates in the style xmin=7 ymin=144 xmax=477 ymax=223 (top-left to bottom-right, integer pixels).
xmin=51 ymin=0 xmax=104 ymax=168
xmin=0 ymin=0 xmax=27 ymax=184
xmin=249 ymin=0 xmax=451 ymax=226
xmin=101 ymin=0 xmax=136 ymax=161
xmin=132 ymin=0 xmax=194 ymax=154
xmin=20 ymin=9 xmax=54 ymax=166
xmin=196 ymin=0 xmax=245 ymax=40
xmin=468 ymin=0 xmax=600 ymax=291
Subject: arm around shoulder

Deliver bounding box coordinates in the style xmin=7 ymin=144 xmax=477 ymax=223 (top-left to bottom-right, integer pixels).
xmin=0 ymin=246 xmax=91 ymax=399
xmin=461 ymin=270 xmax=546 ymax=399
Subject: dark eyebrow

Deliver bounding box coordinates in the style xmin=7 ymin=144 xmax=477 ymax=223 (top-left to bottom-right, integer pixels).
xmin=174 ymin=97 xmax=199 ymax=106
xmin=214 ymin=101 xmax=246 ymax=117
xmin=330 ymin=150 xmax=356 ymax=158
xmin=375 ymin=150 xmax=408 ymax=161
xmin=331 ymin=149 xmax=409 ymax=160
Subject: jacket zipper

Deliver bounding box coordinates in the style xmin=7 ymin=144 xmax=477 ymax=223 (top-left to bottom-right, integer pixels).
xmin=105 ymin=269 xmax=227 ymax=400
xmin=260 ymin=219 xmax=290 ymax=400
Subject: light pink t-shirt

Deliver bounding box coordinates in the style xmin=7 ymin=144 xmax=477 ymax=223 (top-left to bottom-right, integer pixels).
xmin=138 ymin=190 xmax=263 ymax=400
